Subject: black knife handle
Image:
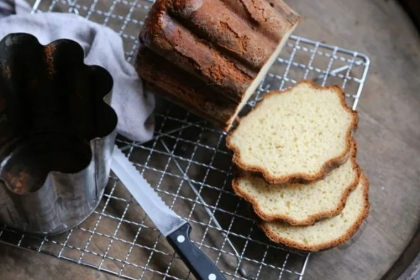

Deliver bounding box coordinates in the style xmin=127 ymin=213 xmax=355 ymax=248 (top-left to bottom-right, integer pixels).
xmin=167 ymin=223 xmax=226 ymax=280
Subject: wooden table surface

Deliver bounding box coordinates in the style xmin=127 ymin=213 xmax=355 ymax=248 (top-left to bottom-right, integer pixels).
xmin=1 ymin=0 xmax=420 ymax=279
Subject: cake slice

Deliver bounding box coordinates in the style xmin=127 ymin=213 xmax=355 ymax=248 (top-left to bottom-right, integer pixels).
xmin=136 ymin=0 xmax=300 ymax=131
xmin=261 ymin=173 xmax=370 ymax=252
xmin=233 ymin=142 xmax=360 ymax=225
xmin=226 ymin=81 xmax=358 ymax=184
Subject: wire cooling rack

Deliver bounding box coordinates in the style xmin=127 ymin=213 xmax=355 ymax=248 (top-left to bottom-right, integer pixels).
xmin=0 ymin=0 xmax=370 ymax=279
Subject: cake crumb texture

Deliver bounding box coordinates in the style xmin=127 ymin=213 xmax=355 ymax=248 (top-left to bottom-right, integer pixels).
xmin=261 ymin=173 xmax=370 ymax=252
xmin=226 ymin=81 xmax=358 ymax=184
xmin=233 ymin=142 xmax=361 ymax=225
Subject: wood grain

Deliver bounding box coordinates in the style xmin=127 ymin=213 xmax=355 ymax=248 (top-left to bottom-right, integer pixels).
xmin=1 ymin=0 xmax=420 ymax=279
xmin=0 ymin=245 xmax=119 ymax=280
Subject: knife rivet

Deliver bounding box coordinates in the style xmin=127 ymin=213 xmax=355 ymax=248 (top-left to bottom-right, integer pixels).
xmin=208 ymin=273 xmax=216 ymax=280
xmin=177 ymin=235 xmax=185 ymax=243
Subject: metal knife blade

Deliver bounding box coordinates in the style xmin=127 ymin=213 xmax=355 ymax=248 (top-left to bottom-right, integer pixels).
xmin=111 ymin=145 xmax=226 ymax=280
xmin=111 ymin=146 xmax=185 ymax=236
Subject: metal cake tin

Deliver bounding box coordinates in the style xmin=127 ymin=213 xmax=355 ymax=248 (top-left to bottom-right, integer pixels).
xmin=0 ymin=33 xmax=118 ymax=235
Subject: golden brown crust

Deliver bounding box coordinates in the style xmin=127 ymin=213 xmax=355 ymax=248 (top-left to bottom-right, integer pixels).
xmin=136 ymin=46 xmax=236 ymax=130
xmin=232 ymin=141 xmax=361 ymax=225
xmin=260 ymin=172 xmax=370 ymax=252
xmin=226 ymin=80 xmax=359 ymax=184
xmin=136 ymin=0 xmax=300 ymax=131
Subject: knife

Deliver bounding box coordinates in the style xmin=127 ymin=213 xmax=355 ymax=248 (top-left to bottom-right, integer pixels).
xmin=111 ymin=146 xmax=226 ymax=280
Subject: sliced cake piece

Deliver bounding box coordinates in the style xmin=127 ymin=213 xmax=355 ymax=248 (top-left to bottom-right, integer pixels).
xmin=261 ymin=173 xmax=370 ymax=252
xmin=226 ymin=81 xmax=358 ymax=184
xmin=136 ymin=0 xmax=300 ymax=131
xmin=233 ymin=141 xmax=360 ymax=225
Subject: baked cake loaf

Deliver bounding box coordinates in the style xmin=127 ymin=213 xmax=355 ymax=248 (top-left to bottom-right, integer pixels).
xmin=136 ymin=0 xmax=300 ymax=131
xmin=261 ymin=173 xmax=370 ymax=252
xmin=233 ymin=142 xmax=360 ymax=225
xmin=226 ymin=81 xmax=358 ymax=184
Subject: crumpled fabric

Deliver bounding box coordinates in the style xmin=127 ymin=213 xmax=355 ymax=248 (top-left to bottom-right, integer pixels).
xmin=0 ymin=0 xmax=155 ymax=143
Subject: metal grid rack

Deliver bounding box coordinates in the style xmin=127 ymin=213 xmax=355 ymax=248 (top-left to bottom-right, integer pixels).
xmin=0 ymin=0 xmax=370 ymax=279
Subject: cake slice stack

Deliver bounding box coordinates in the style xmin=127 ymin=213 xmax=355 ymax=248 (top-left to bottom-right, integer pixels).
xmin=226 ymin=81 xmax=370 ymax=252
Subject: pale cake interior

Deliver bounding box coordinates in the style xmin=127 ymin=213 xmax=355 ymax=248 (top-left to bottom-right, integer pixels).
xmin=228 ymin=82 xmax=355 ymax=181
xmin=234 ymin=150 xmax=359 ymax=224
xmin=263 ymin=175 xmax=368 ymax=250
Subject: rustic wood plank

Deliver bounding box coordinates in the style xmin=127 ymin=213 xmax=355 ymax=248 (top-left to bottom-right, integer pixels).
xmin=289 ymin=0 xmax=420 ymax=279
xmin=0 ymin=245 xmax=119 ymax=279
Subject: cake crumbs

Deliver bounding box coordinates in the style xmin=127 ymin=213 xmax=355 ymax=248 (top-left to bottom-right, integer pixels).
xmin=4 ymin=170 xmax=32 ymax=194
xmin=44 ymin=44 xmax=57 ymax=77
